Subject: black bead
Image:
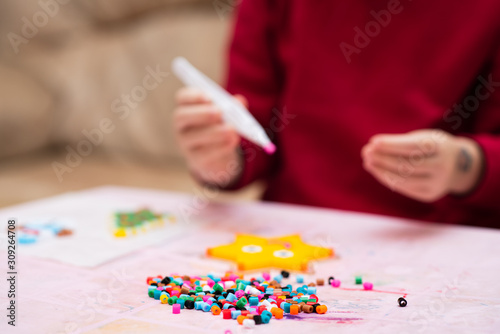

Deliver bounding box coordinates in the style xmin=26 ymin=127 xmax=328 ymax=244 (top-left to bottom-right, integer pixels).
xmin=328 ymin=276 xmax=334 ymax=285
xmin=214 ymin=290 xmax=221 ymax=296
xmin=281 ymin=270 xmax=290 ymax=278
xmin=185 ymin=300 xmax=195 ymax=309
xmin=253 ymin=315 xmax=262 ymax=325
xmin=217 ymin=301 xmax=223 ymax=309
xmin=398 ymin=297 xmax=407 ymax=307
xmin=150 ymin=282 xmax=158 ymax=287
xmin=227 ymin=289 xmax=235 ymax=294
xmin=227 ymin=305 xmax=236 ymax=309
xmin=263 ymin=294 xmax=270 ymax=299
xmin=312 ymin=303 xmax=320 ymax=313
xmin=160 ymin=277 xmax=171 ymax=285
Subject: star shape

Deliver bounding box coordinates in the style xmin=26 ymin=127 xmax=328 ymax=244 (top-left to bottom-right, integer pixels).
xmin=207 ymin=234 xmax=334 ymax=272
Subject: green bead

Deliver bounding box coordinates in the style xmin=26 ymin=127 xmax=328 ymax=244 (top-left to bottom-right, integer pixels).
xmin=148 ymin=290 xmax=154 ymax=298
xmin=195 ymin=286 xmax=203 ymax=292
xmin=168 ymin=296 xmax=178 ymax=305
xmin=195 ymin=296 xmax=203 ymax=301
xmin=236 ymin=283 xmax=246 ymax=291
xmin=236 ymin=297 xmax=248 ymax=308
xmin=213 ymin=283 xmax=224 ymax=292
xmin=187 ymin=297 xmax=195 ymax=301
xmin=355 ymin=276 xmax=362 ymax=284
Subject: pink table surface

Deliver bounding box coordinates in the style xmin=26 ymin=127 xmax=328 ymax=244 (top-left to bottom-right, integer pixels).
xmin=1 ymin=186 xmax=500 ymax=334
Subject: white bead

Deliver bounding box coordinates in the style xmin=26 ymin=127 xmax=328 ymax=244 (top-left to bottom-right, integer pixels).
xmin=243 ymin=319 xmax=255 ymax=329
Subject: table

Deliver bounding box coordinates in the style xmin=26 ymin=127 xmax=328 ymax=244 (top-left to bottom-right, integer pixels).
xmin=1 ymin=186 xmax=499 ymax=334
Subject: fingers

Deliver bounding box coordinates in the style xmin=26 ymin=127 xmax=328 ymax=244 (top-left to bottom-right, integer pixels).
xmin=179 ymin=124 xmax=238 ymax=152
xmin=176 ymin=87 xmax=211 ymax=105
xmin=362 ymin=148 xmax=435 ymax=177
xmin=365 ymin=162 xmax=438 ymax=202
xmin=234 ymin=94 xmax=249 ymax=108
xmin=174 ymin=104 xmax=222 ymax=133
xmin=368 ymin=132 xmax=441 ymax=157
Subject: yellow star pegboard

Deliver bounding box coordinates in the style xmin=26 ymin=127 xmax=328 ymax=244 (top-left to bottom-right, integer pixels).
xmin=207 ymin=234 xmax=334 ymax=272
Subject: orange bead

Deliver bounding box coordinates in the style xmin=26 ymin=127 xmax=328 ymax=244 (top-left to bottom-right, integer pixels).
xmin=274 ymin=308 xmax=284 ymax=319
xmin=290 ymin=305 xmax=299 ymax=315
xmin=237 ymin=315 xmax=247 ymax=325
xmin=211 ymin=305 xmax=221 ymax=315
xmin=316 ymin=305 xmax=328 ymax=314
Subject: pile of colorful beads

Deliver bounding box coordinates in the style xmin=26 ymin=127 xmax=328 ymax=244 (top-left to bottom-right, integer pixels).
xmin=146 ymin=270 xmax=329 ymax=326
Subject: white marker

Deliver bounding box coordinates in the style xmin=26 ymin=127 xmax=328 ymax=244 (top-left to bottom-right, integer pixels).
xmin=171 ymin=57 xmax=276 ymax=154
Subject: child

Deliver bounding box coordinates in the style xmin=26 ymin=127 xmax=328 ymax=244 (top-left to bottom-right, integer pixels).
xmin=173 ymin=0 xmax=500 ymax=228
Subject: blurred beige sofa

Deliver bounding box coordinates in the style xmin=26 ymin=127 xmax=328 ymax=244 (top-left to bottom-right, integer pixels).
xmin=0 ymin=0 xmax=233 ymax=161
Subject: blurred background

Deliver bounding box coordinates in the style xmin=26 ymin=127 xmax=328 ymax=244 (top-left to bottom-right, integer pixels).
xmin=0 ymin=0 xmax=261 ymax=207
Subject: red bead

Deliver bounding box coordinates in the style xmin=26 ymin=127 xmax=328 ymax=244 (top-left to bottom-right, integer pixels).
xmin=258 ymin=306 xmax=267 ymax=314
xmin=222 ymin=309 xmax=232 ymax=319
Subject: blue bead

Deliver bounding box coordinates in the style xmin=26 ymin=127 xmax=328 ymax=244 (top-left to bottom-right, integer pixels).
xmin=231 ymin=310 xmax=241 ymax=319
xmin=194 ymin=301 xmax=203 ymax=310
xmin=307 ymin=287 xmax=317 ymax=294
xmin=296 ymin=275 xmax=304 ymax=283
xmin=226 ymin=293 xmax=236 ymax=302
xmin=249 ymin=296 xmax=259 ymax=306
xmin=177 ymin=299 xmax=185 ymax=309
xmin=202 ymin=303 xmax=211 ymax=312
xmin=273 ymin=275 xmax=283 ymax=283
xmin=153 ymin=289 xmax=162 ymax=300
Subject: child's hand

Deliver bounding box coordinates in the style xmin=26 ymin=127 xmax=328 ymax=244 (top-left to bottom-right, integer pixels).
xmin=173 ymin=87 xmax=243 ymax=187
xmin=361 ymin=129 xmax=483 ymax=202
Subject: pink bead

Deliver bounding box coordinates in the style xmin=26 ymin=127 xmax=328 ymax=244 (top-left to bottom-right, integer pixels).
xmin=172 ymin=304 xmax=180 ymax=314
xmin=331 ymin=279 xmax=341 ymax=287
xmin=202 ymin=295 xmax=210 ymax=302
xmin=258 ymin=294 xmax=264 ymax=300
xmin=171 ymin=290 xmax=180 ymax=296
xmin=363 ymin=282 xmax=373 ymax=290
xmin=262 ymin=272 xmax=271 ymax=281
xmin=207 ymin=279 xmax=215 ymax=288
xmin=235 ymin=290 xmax=245 ymax=298
xmin=229 ymin=274 xmax=239 ymax=281
xmin=206 ymin=300 xmax=213 ymax=305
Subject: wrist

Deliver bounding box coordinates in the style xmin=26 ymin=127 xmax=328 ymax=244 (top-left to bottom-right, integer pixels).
xmin=449 ymin=137 xmax=484 ymax=195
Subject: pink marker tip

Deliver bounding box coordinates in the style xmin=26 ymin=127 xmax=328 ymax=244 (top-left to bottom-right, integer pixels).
xmin=263 ymin=143 xmax=276 ymax=154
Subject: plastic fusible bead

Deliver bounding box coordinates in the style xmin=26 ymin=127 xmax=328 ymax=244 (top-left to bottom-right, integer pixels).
xmin=290 ymin=304 xmax=299 ymax=315
xmin=222 ymin=309 xmax=232 ymax=319
xmin=398 ymin=297 xmax=407 ymax=307
xmin=172 ymin=304 xmax=180 ymax=314
xmin=316 ymin=278 xmax=325 ymax=286
xmin=331 ymin=279 xmax=341 ymax=288
xmin=249 ymin=296 xmax=259 ymax=306
xmin=274 ymin=307 xmax=284 ymax=319
xmin=243 ymin=319 xmax=256 ymax=329
xmin=302 ymin=305 xmax=313 ymax=313
xmin=236 ymin=297 xmax=248 ymax=309
xmin=363 ymin=282 xmax=373 ymax=290
xmin=281 ymin=270 xmax=290 ymax=278
xmin=211 ymin=305 xmax=221 ymax=315
xmin=237 ymin=315 xmax=247 ymax=325
xmin=296 ymin=275 xmax=304 ymax=283
xmin=316 ymin=305 xmax=327 ymax=314
xmin=355 ymin=276 xmax=362 ymax=284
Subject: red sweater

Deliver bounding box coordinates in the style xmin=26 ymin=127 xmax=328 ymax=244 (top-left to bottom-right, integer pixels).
xmin=224 ymin=0 xmax=500 ymax=228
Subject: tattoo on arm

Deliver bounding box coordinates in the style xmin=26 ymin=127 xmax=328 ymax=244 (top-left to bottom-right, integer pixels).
xmin=456 ymin=148 xmax=472 ymax=173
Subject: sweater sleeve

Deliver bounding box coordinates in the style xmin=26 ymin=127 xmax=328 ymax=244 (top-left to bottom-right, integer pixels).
xmin=454 ymin=45 xmax=500 ymax=209
xmin=222 ymin=0 xmax=282 ymax=190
